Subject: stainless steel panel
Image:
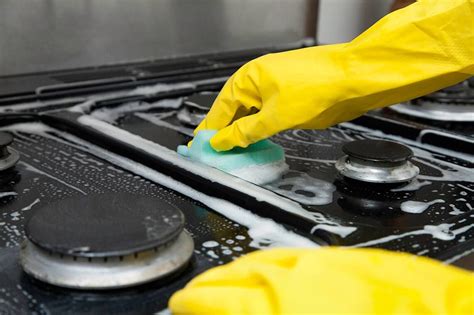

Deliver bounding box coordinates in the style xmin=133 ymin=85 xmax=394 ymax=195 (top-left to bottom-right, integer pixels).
xmin=0 ymin=0 xmax=317 ymax=76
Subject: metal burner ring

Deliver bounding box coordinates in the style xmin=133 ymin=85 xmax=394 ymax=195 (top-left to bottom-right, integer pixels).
xmin=20 ymin=231 xmax=194 ymax=290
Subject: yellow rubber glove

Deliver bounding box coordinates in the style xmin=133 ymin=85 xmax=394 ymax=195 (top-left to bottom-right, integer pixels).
xmin=196 ymin=0 xmax=474 ymax=151
xmin=170 ymin=248 xmax=474 ymax=315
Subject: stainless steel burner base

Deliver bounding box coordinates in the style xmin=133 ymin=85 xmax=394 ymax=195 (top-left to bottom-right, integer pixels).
xmin=335 ymin=156 xmax=419 ymax=184
xmin=390 ymin=102 xmax=474 ymax=122
xmin=0 ymin=148 xmax=20 ymax=171
xmin=20 ymin=231 xmax=194 ymax=290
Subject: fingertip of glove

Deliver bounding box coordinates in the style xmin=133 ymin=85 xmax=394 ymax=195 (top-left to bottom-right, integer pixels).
xmin=209 ymin=131 xmax=235 ymax=152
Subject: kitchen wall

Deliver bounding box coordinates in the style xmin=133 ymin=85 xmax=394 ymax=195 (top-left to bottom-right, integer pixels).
xmin=0 ymin=0 xmax=317 ymax=76
xmin=318 ymin=0 xmax=392 ymax=44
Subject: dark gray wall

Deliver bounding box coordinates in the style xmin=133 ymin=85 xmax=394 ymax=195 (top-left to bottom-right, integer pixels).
xmin=0 ymin=0 xmax=317 ymax=76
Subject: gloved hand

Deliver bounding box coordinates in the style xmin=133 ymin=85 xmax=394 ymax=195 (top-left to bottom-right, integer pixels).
xmin=169 ymin=248 xmax=474 ymax=315
xmin=196 ymin=0 xmax=474 ymax=151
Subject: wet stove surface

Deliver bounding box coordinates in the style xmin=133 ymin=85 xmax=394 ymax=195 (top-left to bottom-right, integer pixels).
xmin=107 ymin=98 xmax=473 ymax=252
xmin=0 ymin=129 xmax=255 ymax=313
xmin=0 ymin=83 xmax=473 ymax=314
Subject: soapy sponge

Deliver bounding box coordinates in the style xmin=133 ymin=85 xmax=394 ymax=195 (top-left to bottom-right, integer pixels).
xmin=177 ymin=130 xmax=288 ymax=185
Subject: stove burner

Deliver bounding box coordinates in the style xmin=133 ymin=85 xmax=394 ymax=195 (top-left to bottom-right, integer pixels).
xmin=390 ymin=79 xmax=474 ymax=122
xmin=0 ymin=132 xmax=20 ymax=171
xmin=20 ymin=193 xmax=194 ymax=289
xmin=177 ymin=93 xmax=217 ymax=127
xmin=335 ymin=140 xmax=419 ymax=184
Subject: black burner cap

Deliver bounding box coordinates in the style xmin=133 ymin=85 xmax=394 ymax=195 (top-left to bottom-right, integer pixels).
xmin=0 ymin=132 xmax=13 ymax=147
xmin=25 ymin=193 xmax=185 ymax=257
xmin=342 ymin=140 xmax=413 ymax=163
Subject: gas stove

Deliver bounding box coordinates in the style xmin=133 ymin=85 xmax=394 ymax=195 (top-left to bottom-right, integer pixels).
xmin=0 ymin=51 xmax=472 ymax=314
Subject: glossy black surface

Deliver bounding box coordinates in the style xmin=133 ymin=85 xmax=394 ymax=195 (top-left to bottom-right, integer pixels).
xmin=184 ymin=93 xmax=218 ymax=110
xmin=342 ymin=139 xmax=413 ymax=163
xmin=0 ymin=127 xmax=254 ymax=314
xmin=69 ymin=91 xmax=474 ymax=258
xmin=26 ymin=194 xmax=185 ymax=257
xmin=0 ymin=57 xmax=472 ymax=314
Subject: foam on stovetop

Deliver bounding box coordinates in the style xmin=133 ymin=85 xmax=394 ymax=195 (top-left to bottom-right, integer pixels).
xmin=5 ymin=122 xmax=319 ymax=249
xmin=68 ymin=78 xmax=228 ymax=114
xmin=91 ymin=98 xmax=183 ymax=124
xmin=400 ymin=199 xmax=445 ymax=214
xmin=74 ymin=116 xmax=356 ymax=238
xmin=4 ymin=121 xmax=474 ymax=260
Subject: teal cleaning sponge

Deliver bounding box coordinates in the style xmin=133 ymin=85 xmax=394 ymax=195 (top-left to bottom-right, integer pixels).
xmin=177 ymin=130 xmax=288 ymax=185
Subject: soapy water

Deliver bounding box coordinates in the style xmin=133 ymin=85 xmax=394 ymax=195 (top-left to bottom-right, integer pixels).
xmin=2 ymin=107 xmax=472 ymax=254
xmin=391 ymin=179 xmax=432 ymax=192
xmin=68 ymin=78 xmax=228 ymax=114
xmin=226 ymin=160 xmax=289 ymax=186
xmin=0 ymin=192 xmax=18 ymax=199
xmin=200 ymin=238 xmax=247 ymax=261
xmin=75 ymin=116 xmax=357 ymax=238
xmin=20 ymin=161 xmax=87 ymax=195
xmin=0 ymin=123 xmax=471 ymax=263
xmin=400 ymin=199 xmax=445 ymax=214
xmin=79 ymin=113 xmax=472 ymax=236
xmin=353 ymin=222 xmax=474 ymax=248
xmin=0 ymin=78 xmax=227 ymax=115
xmin=4 ymin=123 xmax=320 ymax=249
xmin=81 ymin=94 xmax=473 ymax=210
xmin=266 ymin=172 xmax=336 ymax=206
xmin=35 ymin=119 xmax=474 ymax=254
xmin=91 ymin=99 xmax=184 ymax=124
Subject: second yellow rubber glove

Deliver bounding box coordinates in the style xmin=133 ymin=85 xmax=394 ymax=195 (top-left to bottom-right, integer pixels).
xmin=170 ymin=248 xmax=474 ymax=315
xmin=196 ymin=0 xmax=474 ymax=151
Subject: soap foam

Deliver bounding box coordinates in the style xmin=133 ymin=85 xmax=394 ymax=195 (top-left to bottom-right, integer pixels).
xmin=400 ymin=199 xmax=444 ymax=214
xmin=228 ymin=160 xmax=289 ymax=185
xmin=353 ymin=223 xmax=473 ymax=248
xmin=266 ymin=172 xmax=336 ymax=206
xmin=5 ymin=122 xmax=318 ymax=249
xmin=76 ymin=116 xmax=357 ymax=238
xmin=91 ymin=99 xmax=183 ymax=124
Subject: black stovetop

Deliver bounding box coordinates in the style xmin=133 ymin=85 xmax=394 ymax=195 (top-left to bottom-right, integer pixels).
xmin=0 ymin=53 xmax=473 ymax=314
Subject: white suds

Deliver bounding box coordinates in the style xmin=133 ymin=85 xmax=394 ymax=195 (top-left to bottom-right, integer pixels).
xmin=354 ymin=223 xmax=473 ymax=248
xmin=391 ymin=179 xmax=432 ymax=192
xmin=21 ymin=198 xmax=40 ymax=211
xmin=20 ymin=161 xmax=87 ymax=195
xmin=202 ymin=241 xmax=219 ymax=248
xmin=69 ymin=78 xmax=227 ymax=114
xmin=228 ymin=160 xmax=289 ymax=186
xmin=76 ymin=116 xmax=356 ymax=238
xmin=206 ymin=250 xmax=219 ymax=259
xmin=448 ymin=204 xmax=465 ymax=215
xmin=91 ymin=98 xmax=183 ymax=124
xmin=9 ymin=122 xmax=318 ymax=249
xmin=266 ymin=172 xmax=336 ymax=205
xmin=400 ymin=199 xmax=444 ymax=214
xmin=0 ymin=192 xmax=18 ymax=199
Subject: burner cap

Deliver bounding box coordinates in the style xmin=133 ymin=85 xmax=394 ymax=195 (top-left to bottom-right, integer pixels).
xmin=21 ymin=193 xmax=194 ymax=289
xmin=25 ymin=194 xmax=185 ymax=257
xmin=336 ymin=140 xmax=419 ymax=184
xmin=342 ymin=140 xmax=413 ymax=163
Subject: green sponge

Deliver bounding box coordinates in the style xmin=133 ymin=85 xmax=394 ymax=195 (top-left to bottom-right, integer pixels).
xmin=177 ymin=130 xmax=288 ymax=185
